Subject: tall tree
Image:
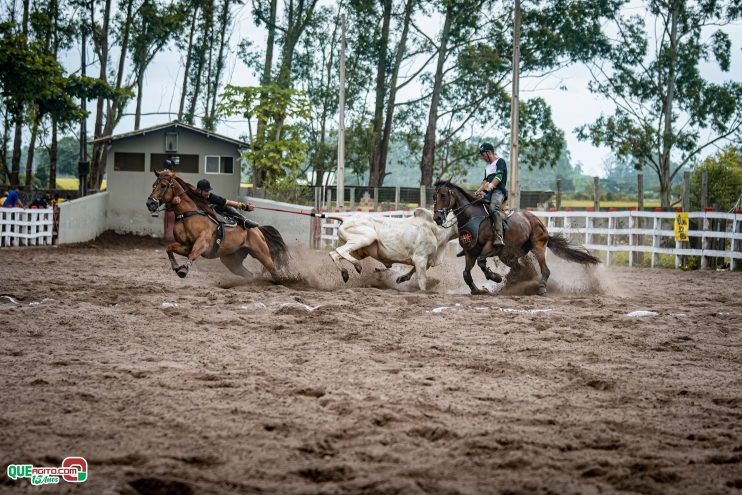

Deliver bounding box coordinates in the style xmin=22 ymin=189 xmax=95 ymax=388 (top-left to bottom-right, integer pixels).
xmin=90 ymin=0 xmax=112 ymax=186
xmin=577 ymin=0 xmax=742 ymax=207
xmin=131 ymin=0 xmax=182 ymax=130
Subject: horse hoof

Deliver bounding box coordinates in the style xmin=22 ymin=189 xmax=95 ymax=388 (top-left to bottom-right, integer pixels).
xmin=537 ymin=286 xmax=547 ymax=295
xmin=395 ymin=276 xmax=405 ymax=284
xmin=491 ymin=273 xmax=503 ymax=283
xmin=354 ymin=264 xmax=363 ymax=274
xmin=471 ymin=288 xmax=489 ymax=296
xmin=341 ymin=270 xmax=349 ymax=283
xmin=176 ymin=267 xmax=188 ymax=278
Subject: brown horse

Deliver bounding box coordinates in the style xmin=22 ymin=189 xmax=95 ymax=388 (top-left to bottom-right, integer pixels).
xmin=432 ymin=180 xmax=599 ymax=295
xmin=146 ymin=170 xmax=289 ymax=280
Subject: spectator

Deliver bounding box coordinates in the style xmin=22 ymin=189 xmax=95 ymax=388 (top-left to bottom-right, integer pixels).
xmin=2 ymin=186 xmax=25 ymax=208
xmin=30 ymin=194 xmax=50 ymax=208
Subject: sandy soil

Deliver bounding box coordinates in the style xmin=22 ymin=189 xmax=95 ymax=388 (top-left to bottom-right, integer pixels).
xmin=1 ymin=232 xmax=741 ymax=495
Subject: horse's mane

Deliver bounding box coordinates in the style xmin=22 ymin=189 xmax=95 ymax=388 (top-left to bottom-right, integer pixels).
xmin=159 ymin=170 xmax=217 ymax=216
xmin=433 ymin=179 xmax=478 ymax=203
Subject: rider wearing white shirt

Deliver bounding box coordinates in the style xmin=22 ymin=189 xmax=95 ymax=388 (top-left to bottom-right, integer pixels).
xmin=474 ymin=142 xmax=507 ymax=248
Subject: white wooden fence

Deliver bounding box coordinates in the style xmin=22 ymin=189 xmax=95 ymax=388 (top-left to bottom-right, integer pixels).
xmin=0 ymin=208 xmax=54 ymax=247
xmin=320 ymin=209 xmax=742 ymax=270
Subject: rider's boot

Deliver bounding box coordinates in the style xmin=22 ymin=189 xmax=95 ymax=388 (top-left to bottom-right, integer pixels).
xmin=242 ymin=217 xmax=259 ymax=229
xmin=490 ymin=209 xmax=505 ymax=248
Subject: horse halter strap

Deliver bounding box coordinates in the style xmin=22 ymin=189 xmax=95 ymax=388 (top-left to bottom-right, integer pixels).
xmin=156 ymin=175 xmax=187 ymax=204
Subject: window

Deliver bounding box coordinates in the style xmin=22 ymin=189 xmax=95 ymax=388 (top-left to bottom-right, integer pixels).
xmin=150 ymin=154 xmax=199 ymax=173
xmin=204 ymin=156 xmax=235 ymax=175
xmin=114 ymin=152 xmax=145 ymax=172
xmin=164 ymin=133 xmax=178 ymax=152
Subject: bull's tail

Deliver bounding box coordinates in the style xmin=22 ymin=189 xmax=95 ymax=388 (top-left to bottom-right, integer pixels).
xmin=259 ymin=226 xmax=290 ymax=268
xmin=547 ymin=234 xmax=601 ymax=265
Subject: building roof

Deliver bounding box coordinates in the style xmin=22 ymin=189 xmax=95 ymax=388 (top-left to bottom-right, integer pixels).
xmin=89 ymin=120 xmax=249 ymax=148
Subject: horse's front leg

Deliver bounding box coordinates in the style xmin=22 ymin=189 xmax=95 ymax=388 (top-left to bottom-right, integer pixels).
xmin=175 ymin=235 xmax=211 ymax=278
xmin=166 ymin=242 xmax=191 ymax=271
xmin=476 ymin=256 xmax=503 ymax=284
xmin=464 ymin=252 xmax=488 ymax=295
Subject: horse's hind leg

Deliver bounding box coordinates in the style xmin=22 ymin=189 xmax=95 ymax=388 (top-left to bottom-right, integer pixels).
xmin=532 ymin=243 xmax=551 ymax=295
xmin=220 ymin=251 xmax=254 ymax=280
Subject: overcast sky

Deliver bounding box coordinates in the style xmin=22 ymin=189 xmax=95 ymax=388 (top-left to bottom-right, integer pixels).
xmin=61 ymin=1 xmax=742 ymax=178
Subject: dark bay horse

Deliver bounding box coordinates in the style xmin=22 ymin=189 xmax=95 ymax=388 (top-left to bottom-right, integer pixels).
xmin=432 ymin=180 xmax=600 ymax=295
xmin=146 ymin=170 xmax=289 ymax=280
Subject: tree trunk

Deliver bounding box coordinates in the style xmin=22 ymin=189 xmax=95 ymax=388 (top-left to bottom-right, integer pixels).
xmin=368 ymin=0 xmax=392 ymax=187
xmin=419 ymin=3 xmax=453 ymax=187
xmin=178 ymin=4 xmax=199 ymax=121
xmin=49 ymin=118 xmax=58 ymax=189
xmin=0 ymin=112 xmax=10 ymax=183
xmin=134 ymin=70 xmax=144 ymax=130
xmin=376 ymin=0 xmax=414 ymax=187
xmin=254 ymin=0 xmax=278 ymax=187
xmin=10 ymin=112 xmax=22 ymax=186
xmin=659 ymin=0 xmax=678 ymax=209
xmin=185 ymin=3 xmax=212 ymax=125
xmin=91 ymin=0 xmax=112 ymax=190
xmin=206 ymin=0 xmax=230 ymax=130
xmin=25 ymin=116 xmax=39 ymax=186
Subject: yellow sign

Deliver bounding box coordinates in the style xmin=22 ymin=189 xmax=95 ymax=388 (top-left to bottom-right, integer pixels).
xmin=674 ymin=212 xmax=689 ymax=241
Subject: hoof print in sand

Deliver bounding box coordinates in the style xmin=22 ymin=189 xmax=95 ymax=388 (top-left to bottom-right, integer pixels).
xmin=297 ymin=465 xmax=354 ymax=483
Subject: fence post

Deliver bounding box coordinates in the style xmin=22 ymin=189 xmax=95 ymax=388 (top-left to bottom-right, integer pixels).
xmin=420 ymin=185 xmax=426 ymax=209
xmin=349 ymin=187 xmax=355 ymax=211
xmin=701 ymin=170 xmax=708 ymax=210
xmin=637 ymin=173 xmax=644 ymax=211
xmin=556 ymin=179 xmax=562 ymax=210
xmin=701 ymin=208 xmax=711 ymax=268
xmin=593 ymin=177 xmax=600 ymax=211
xmin=651 ymin=214 xmax=660 ymax=268
xmin=629 ymin=209 xmax=636 ymax=267
xmin=732 ymin=213 xmax=741 ymax=271
xmin=373 ymin=187 xmax=379 ymax=210
xmin=394 ymin=186 xmax=400 ymax=211
xmin=675 ymin=208 xmax=683 ymax=268
xmin=607 ymin=215 xmax=614 ymax=265
xmin=585 ymin=214 xmax=593 ymax=246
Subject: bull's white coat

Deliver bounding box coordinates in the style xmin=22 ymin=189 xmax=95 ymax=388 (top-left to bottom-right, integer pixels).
xmin=329 ymin=208 xmax=457 ymax=290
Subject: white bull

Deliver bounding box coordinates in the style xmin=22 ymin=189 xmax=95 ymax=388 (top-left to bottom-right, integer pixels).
xmin=328 ymin=208 xmax=456 ymax=290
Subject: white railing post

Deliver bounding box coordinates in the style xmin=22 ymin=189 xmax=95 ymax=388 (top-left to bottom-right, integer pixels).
xmin=628 ymin=210 xmax=636 ymax=267
xmin=732 ymin=214 xmax=741 ymax=271
xmin=585 ymin=214 xmax=593 ymax=246
xmin=652 ymin=215 xmax=660 ymax=268
xmin=606 ymin=215 xmax=614 ymax=265
xmin=701 ymin=209 xmax=710 ymax=269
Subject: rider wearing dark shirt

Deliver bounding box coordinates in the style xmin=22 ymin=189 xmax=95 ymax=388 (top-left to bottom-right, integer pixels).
xmin=195 ymin=179 xmax=258 ymax=229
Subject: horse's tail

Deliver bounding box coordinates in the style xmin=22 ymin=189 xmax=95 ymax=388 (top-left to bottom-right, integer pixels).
xmin=547 ymin=234 xmax=601 ymax=265
xmin=259 ymin=226 xmax=290 ymax=268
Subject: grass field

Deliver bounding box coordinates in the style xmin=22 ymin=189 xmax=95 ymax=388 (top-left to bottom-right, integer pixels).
xmin=56 ymin=177 xmax=107 ymax=190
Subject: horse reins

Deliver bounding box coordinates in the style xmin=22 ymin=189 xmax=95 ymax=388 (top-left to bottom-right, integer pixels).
xmin=433 ymin=186 xmax=486 ymax=228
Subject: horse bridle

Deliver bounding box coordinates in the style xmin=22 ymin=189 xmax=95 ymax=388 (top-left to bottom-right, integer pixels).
xmin=149 ymin=175 xmax=188 ymax=216
xmin=433 ymin=185 xmax=483 ymax=228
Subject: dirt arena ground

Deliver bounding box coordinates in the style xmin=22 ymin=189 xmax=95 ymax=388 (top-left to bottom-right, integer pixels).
xmin=1 ymin=232 xmax=741 ymax=494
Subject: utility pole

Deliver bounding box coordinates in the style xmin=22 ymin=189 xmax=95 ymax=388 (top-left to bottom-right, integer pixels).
xmin=78 ymin=27 xmax=89 ymax=197
xmin=508 ymin=0 xmax=521 ymax=209
xmin=336 ymin=14 xmax=346 ymax=211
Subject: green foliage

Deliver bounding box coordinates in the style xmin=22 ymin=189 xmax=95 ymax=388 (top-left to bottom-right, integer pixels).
xmin=577 ymin=0 xmax=742 ymax=207
xmin=220 ymin=84 xmax=311 ymax=187
xmin=0 ymin=23 xmax=122 ymax=127
xmin=690 ymin=147 xmax=742 ymax=211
